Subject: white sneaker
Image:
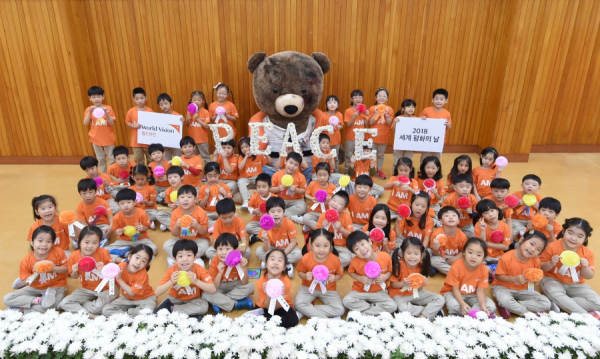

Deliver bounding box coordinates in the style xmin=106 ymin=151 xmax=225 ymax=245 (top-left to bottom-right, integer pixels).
xmin=550 ymin=302 xmax=561 ymax=313
xmin=302 ymin=225 xmax=311 ymax=233
xmin=261 ymin=261 xmax=266 ymax=270
xmin=291 ymin=215 xmax=304 ymax=225
xmin=241 ymin=201 xmax=249 ymax=211
xmin=160 ymin=224 xmax=167 ymax=231
xmin=194 ymin=258 xmax=205 ymax=268
xmin=287 ymin=264 xmax=294 ymax=278
xmin=167 ymin=257 xmax=175 ymax=267
xmin=149 ymin=221 xmax=156 ymax=230
xmin=244 ymin=308 xmax=264 ymax=316
xmin=296 ymin=311 xmax=304 ymax=320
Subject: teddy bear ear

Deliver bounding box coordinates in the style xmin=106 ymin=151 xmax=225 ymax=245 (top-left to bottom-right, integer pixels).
xmin=247 ymin=52 xmax=268 ymax=74
xmin=311 ymin=52 xmax=331 ymax=75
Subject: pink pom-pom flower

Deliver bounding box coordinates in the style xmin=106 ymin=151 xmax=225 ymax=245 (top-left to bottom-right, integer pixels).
xmin=458 ymin=197 xmax=471 ymax=209
xmin=356 ymin=104 xmax=367 ymax=114
xmin=135 ymin=193 xmax=144 ymax=203
xmin=495 ymin=156 xmax=508 ymax=168
xmin=364 ymin=261 xmax=381 ymax=279
xmin=490 ymin=230 xmax=505 ymax=243
xmin=187 ymin=103 xmax=198 ymax=115
xmin=312 ymin=265 xmax=329 ymax=282
xmin=423 ymin=179 xmax=436 ymax=189
xmin=504 ymin=195 xmax=519 ymax=208
xmin=92 ymin=107 xmax=105 ymax=118
xmin=259 ymin=203 xmax=267 ymax=214
xmin=94 ymin=177 xmax=103 ymax=187
xmin=468 ymin=309 xmax=489 ymax=319
xmin=370 ymin=228 xmax=385 ymax=242
xmin=325 ymin=209 xmax=339 ymax=223
xmin=94 ymin=206 xmax=107 ymax=217
xmin=399 ymin=175 xmax=410 ymax=185
xmin=315 ymin=189 xmax=328 ymax=203
xmin=260 ymin=215 xmax=275 ymax=230
xmin=397 ymin=204 xmax=411 ymax=218
xmin=101 ymin=263 xmax=120 ymax=279
xmin=154 ymin=166 xmax=165 ymax=177
xmin=225 ymin=250 xmax=242 ymax=267
xmin=265 ymin=278 xmax=284 ymax=298
xmin=78 ymin=257 xmax=97 ymax=272
xmin=216 ymin=106 xmax=226 ymax=116
xmin=329 ymin=116 xmax=339 ymax=126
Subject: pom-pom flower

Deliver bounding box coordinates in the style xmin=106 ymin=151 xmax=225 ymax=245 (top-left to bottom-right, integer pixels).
xmin=154 ymin=166 xmax=165 ymax=177
xmin=325 ymin=209 xmax=339 ymax=223
xmin=59 ymin=211 xmax=76 ymax=225
xmin=457 ymin=197 xmax=471 ymax=209
xmin=370 ymin=228 xmax=385 ymax=242
xmin=373 ymin=105 xmax=387 ymax=123
xmin=177 ymin=271 xmax=193 ymax=287
xmin=94 ymin=206 xmax=107 ymax=217
xmin=329 ymin=116 xmax=339 ymax=126
xmin=468 ymin=309 xmax=489 ymax=319
xmin=315 ymin=190 xmax=328 ymax=203
xmin=225 ymin=250 xmax=242 ymax=267
xmin=34 ymin=261 xmax=54 ymax=274
xmin=356 ymin=104 xmax=367 ymax=113
xmin=365 ymin=261 xmax=381 ymax=279
xmin=210 ymin=185 xmax=220 ymax=197
xmin=281 ymin=174 xmax=294 ymax=187
xmin=423 ymin=179 xmax=436 ymax=190
xmin=376 ymin=104 xmax=387 ymax=113
xmin=435 ymin=234 xmax=448 ymax=247
xmin=266 ymin=279 xmax=283 ymax=298
xmin=78 ymin=257 xmax=96 ymax=273
xmin=215 ymin=106 xmax=226 ymax=116
xmin=490 ymin=230 xmax=505 ymax=243
xmin=171 ymin=156 xmax=182 ymax=166
xmin=524 ymin=268 xmax=543 ymax=282
xmin=93 ymin=177 xmax=103 ymax=187
xmin=187 ymin=103 xmax=198 ymax=115
xmin=135 ymin=193 xmax=144 ymax=203
xmin=523 ymin=194 xmax=537 ymax=207
xmin=92 ymin=107 xmax=105 ymax=118
xmin=531 ymin=214 xmax=548 ymax=230
xmin=504 ymin=195 xmax=519 ymax=208
xmin=406 ymin=273 xmax=426 ymax=289
xmin=559 ymin=251 xmax=581 ymax=283
xmin=312 ymin=265 xmax=329 ymax=282
xmin=118 ymin=170 xmax=129 ymax=179
xmin=95 ymin=263 xmax=120 ymax=294
xmin=170 ymin=191 xmax=178 ymax=203
xmin=397 ymin=204 xmax=411 ymax=218
xmin=338 ymin=175 xmax=350 ymax=187
xmin=179 ymin=215 xmax=193 ymax=237
xmin=399 ymin=176 xmax=410 ymax=185
xmin=495 ymin=156 xmax=508 ymax=168
xmin=123 ymin=226 xmax=140 ymax=241
xmin=259 ymin=203 xmax=267 ymax=214
xmin=260 ymin=215 xmax=275 ymax=231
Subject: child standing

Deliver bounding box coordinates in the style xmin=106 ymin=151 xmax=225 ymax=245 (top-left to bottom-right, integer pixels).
xmin=206 ymin=198 xmax=250 ymax=260
xmin=157 ymin=93 xmax=184 ymax=160
xmin=392 ymin=99 xmax=417 ymax=163
xmin=27 ymin=195 xmax=73 ymax=256
xmin=446 ymin=155 xmax=472 ymax=195
xmin=529 ymin=197 xmax=562 ymax=243
xmin=197 ymin=162 xmax=233 ymax=229
xmin=83 ymin=86 xmax=116 ymax=173
xmin=510 ymin=174 xmax=543 ymax=238
xmin=5 ymin=226 xmax=68 ymax=313
xmin=80 ymin=156 xmax=119 ymax=214
xmin=317 ymin=95 xmax=344 ymax=172
xmin=364 ymin=204 xmax=396 ymax=254
xmin=417 ymin=156 xmax=445 ymax=215
xmin=186 ymin=91 xmax=211 ymax=164
xmin=148 ymin=143 xmax=171 ymax=204
xmin=430 ymin=207 xmax=468 ymax=275
xmin=108 ymin=146 xmax=136 ymax=194
xmin=368 ymin=88 xmax=394 ymax=179
xmin=215 ymin=139 xmax=240 ymax=201
xmin=418 ymin=89 xmax=452 ymax=162
xmin=473 ymin=147 xmax=502 ymax=200
xmin=246 ymin=174 xmax=275 ymax=238
xmin=441 ymin=238 xmax=497 ymax=316
xmin=343 ymin=89 xmax=369 ymax=173
xmin=316 ymin=191 xmax=354 ymax=268
xmin=395 ymin=192 xmax=434 ymax=247
xmin=295 ymin=229 xmax=345 ymax=318
xmin=125 ymin=87 xmax=154 ymax=164
xmin=303 ymin=162 xmax=337 ymax=231
xmin=348 ymin=146 xmax=384 ymax=198
xmin=347 ymin=175 xmax=379 ymax=231
xmin=311 ymin=134 xmax=337 ymax=181
xmin=385 ymin=157 xmax=419 ymax=220
xmin=58 ymin=226 xmax=115 ymax=317
xmin=129 ymin=164 xmax=158 ymax=229
xmin=474 ymin=200 xmax=511 ymax=264
xmin=389 ymin=237 xmax=444 ymax=318
xmin=442 ymin=174 xmax=478 ymax=237
xmin=209 ymin=83 xmax=239 ymax=138
xmin=102 ymin=244 xmax=157 ymax=316
xmin=76 ymin=178 xmax=113 ymax=241
xmin=271 ymin=152 xmax=308 ymax=223
xmin=155 ymin=166 xmax=184 ymax=231
xmin=177 ymin=136 xmax=204 ymax=190
xmin=238 ymin=137 xmax=272 ymax=210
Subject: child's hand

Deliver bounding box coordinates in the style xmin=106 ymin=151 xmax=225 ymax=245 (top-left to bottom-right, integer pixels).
xmin=375 ymin=274 xmax=387 ymax=284
xmin=169 ymin=203 xmax=178 ymax=209
xmin=365 ymin=110 xmax=370 ymax=116
xmin=96 ymin=262 xmax=105 ymax=271
xmin=134 ymin=123 xmax=142 ymax=129
xmin=261 ymin=231 xmax=270 ymax=242
xmin=187 ymin=271 xmax=198 ymax=283
xmin=518 ymin=199 xmax=525 ymax=206
xmin=72 ymin=263 xmax=79 ymax=273
xmin=176 ymin=218 xmax=181 ymax=227
xmin=533 ymin=202 xmax=539 ymax=210
xmin=383 ymin=237 xmax=389 ymax=247
xmin=393 ymin=181 xmax=402 ymax=187
xmin=460 ymin=302 xmax=471 ymax=315
xmin=328 ymin=274 xmax=336 ymax=282
xmin=218 ymin=187 xmax=228 ymax=197
xmin=475 ymin=195 xmax=482 ymax=201
xmin=432 ymin=237 xmax=440 ymax=250
xmin=190 ymin=218 xmax=199 ymax=228
xmin=479 ymin=219 xmax=487 ymax=231
xmin=336 ymin=124 xmax=343 ymax=131
xmin=116 ymin=269 xmax=123 ymax=281
xmin=546 ymin=224 xmax=554 ymax=232
xmin=444 ymin=120 xmax=450 ymax=127
xmin=103 ymin=107 xmax=110 ymax=117
xmin=581 ymin=258 xmax=589 ymax=268
xmin=186 ymin=114 xmax=191 ymax=121
xmin=421 ymin=116 xmax=427 ymax=121
xmin=181 ymin=161 xmax=190 ymax=169
xmin=240 ymin=257 xmax=248 ymax=268
xmin=158 ymin=175 xmax=167 ymax=182
xmin=497 ymin=166 xmax=503 ymax=172
xmin=550 ymin=255 xmax=561 ymax=267
xmin=170 ymin=271 xmax=180 ymax=284
xmin=290 ymin=185 xmax=297 ymax=194
xmin=116 ymin=228 xmax=124 ymax=236
xmin=514 ymin=274 xmax=527 ymax=284
xmin=217 ymin=262 xmax=226 ymax=273
xmin=333 ymin=221 xmax=342 ymax=231
xmin=322 ymin=220 xmax=330 ymax=228
xmin=430 ymin=188 xmax=438 ymax=194
xmin=466 ymin=208 xmax=473 ymax=214
xmin=306 ymin=272 xmax=313 ymax=281
xmin=205 ymin=187 xmax=210 ymax=195
xmin=252 ymin=209 xmax=261 ymax=216
xmin=279 ymin=185 xmax=286 ymax=193
xmin=359 ymin=275 xmax=371 ymax=285
xmin=105 ymin=227 xmax=113 ymax=238
xmin=135 ymin=224 xmax=145 ymax=232
xmin=400 ymin=184 xmax=412 ymax=192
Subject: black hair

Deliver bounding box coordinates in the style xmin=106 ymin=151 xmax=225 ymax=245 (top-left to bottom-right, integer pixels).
xmin=432 ymin=88 xmax=449 ymax=99
xmin=79 ymin=226 xmax=102 ymax=242
xmin=113 ymin=146 xmax=130 ymax=158
xmin=473 ymin=199 xmax=504 ymax=225
xmin=32 ymin=195 xmax=57 ymax=220
xmin=78 ymin=178 xmax=97 ymax=193
xmin=393 ymin=157 xmax=415 ymax=178
xmin=116 ymin=188 xmax=137 ymax=203
xmin=452 ymin=173 xmax=473 ymax=186
xmin=266 ymin=197 xmax=285 ymax=212
xmin=490 ymin=178 xmax=510 ymax=190
xmin=221 ymin=138 xmax=236 ymax=149
xmin=538 ymin=197 xmax=561 ymax=215
xmin=216 ymin=198 xmax=236 ymax=215
xmin=447 ymin=155 xmax=472 ymax=183
xmin=350 ymin=89 xmax=364 ymax=106
xmin=400 ymin=99 xmax=417 ymax=112
xmin=178 ymin=184 xmax=197 ymax=198
xmin=31 ymin=225 xmax=56 ymax=247
xmin=286 ymin=151 xmax=303 ymax=165
xmin=346 ymin=231 xmax=370 ymax=252
xmin=373 ymin=87 xmax=389 ymax=105
xmin=212 ymin=83 xmax=235 ymax=104
xmin=405 ymin=191 xmax=431 ymax=230
xmin=263 ymin=249 xmax=288 ymax=277
xmin=166 ymin=166 xmax=185 ymax=177
xmin=480 ymin=147 xmax=499 ymax=167
xmin=255 ymin=173 xmax=272 ymax=187
xmin=189 ymin=90 xmax=208 ymax=109
xmin=204 ymin=162 xmax=220 ymax=175
xmin=418 ymin=156 xmax=442 ymax=181
xmin=130 ymin=164 xmax=155 ymax=186
xmin=214 ymin=233 xmax=239 ymax=250
xmin=302 ymin=228 xmax=339 ymax=256
xmin=129 ymin=244 xmax=153 ymax=271
xmin=132 ymin=87 xmax=146 ymax=97
xmin=315 ymin=162 xmax=331 ymax=175
xmin=148 ymin=143 xmax=165 ymax=156
xmin=522 ymin=174 xmax=542 ymax=186
xmin=238 ymin=137 xmax=256 ymax=161
xmin=438 ymin=206 xmax=460 ymax=220
xmin=392 ymin=237 xmax=432 ymax=278
xmin=157 ymin=93 xmax=172 ymax=104
xmin=80 ymin=156 xmax=99 ymax=170
xmin=557 ymin=218 xmax=593 ymax=247
xmin=325 ymin=95 xmax=340 ymax=111
xmin=355 ymin=174 xmax=373 ymax=188
xmin=332 ymin=190 xmax=349 ymax=208
xmin=173 ymin=239 xmax=199 ymax=258
xmin=318 ymin=133 xmax=331 ymax=143
xmin=367 ymin=204 xmax=392 ymax=240
xmin=87 ymin=86 xmax=104 ymax=96
xmin=521 ymin=230 xmax=549 ymax=252
xmin=180 ymin=136 xmax=196 ymax=147
xmin=463 ymin=237 xmax=487 ymax=255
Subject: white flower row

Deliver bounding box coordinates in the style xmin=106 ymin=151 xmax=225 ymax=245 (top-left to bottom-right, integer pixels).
xmin=0 ymin=309 xmax=599 ymax=359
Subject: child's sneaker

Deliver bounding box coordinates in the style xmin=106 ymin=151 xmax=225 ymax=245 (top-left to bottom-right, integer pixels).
xmin=249 ymin=234 xmax=260 ymax=245
xmin=72 ymin=240 xmax=79 ymax=249
xmin=497 ymin=305 xmax=511 ymax=319
xmin=376 ymin=169 xmax=387 ymax=180
xmin=346 ymin=311 xmax=359 ymax=322
xmin=160 ymin=224 xmax=168 ymax=231
xmin=212 ymin=304 xmax=221 ymax=315
xmin=550 ymin=302 xmax=561 ymax=313
xmin=286 ymin=264 xmax=294 ymax=278
xmin=41 ymin=288 xmax=57 ymax=309
xmin=430 ymin=267 xmax=438 ymax=276
xmin=302 ymin=225 xmax=311 ymax=233
xmin=235 ymin=298 xmax=254 ymax=310
xmin=12 ymin=278 xmax=25 ymax=289
xmin=7 ymin=307 xmax=24 ymax=313
xmin=166 ymin=257 xmax=175 ymax=267
xmin=109 ymin=247 xmax=130 ymax=258
xmin=261 ymin=261 xmax=266 ymax=270
xmin=154 ymin=298 xmax=173 ymax=314
xmin=291 ymin=215 xmax=304 ymax=225
xmin=149 ymin=222 xmax=156 ymax=230
xmin=436 ymin=310 xmax=445 ymax=317
xmin=588 ymin=311 xmax=600 ymax=320
xmin=296 ymin=311 xmax=304 ymax=320
xmin=190 ymin=314 xmax=203 ymax=321
xmin=244 ymin=308 xmax=264 ymax=316
xmin=99 ymin=238 xmax=108 ymax=247
xmin=240 ymin=201 xmax=249 ymax=211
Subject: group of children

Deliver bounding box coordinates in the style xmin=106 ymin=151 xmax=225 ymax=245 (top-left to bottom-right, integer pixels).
xmin=3 ymin=84 xmax=599 ymax=328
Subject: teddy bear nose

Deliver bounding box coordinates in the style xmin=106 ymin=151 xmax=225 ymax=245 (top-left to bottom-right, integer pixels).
xmin=275 ymin=94 xmax=305 ymax=118
xmin=284 ymin=105 xmax=298 ymax=114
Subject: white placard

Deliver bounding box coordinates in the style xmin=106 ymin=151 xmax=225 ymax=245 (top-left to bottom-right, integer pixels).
xmin=137 ymin=112 xmax=183 ymax=148
xmin=393 ymin=117 xmax=446 ymax=152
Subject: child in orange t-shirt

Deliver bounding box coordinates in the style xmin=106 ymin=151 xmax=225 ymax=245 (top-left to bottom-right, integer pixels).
xmin=392 ymin=99 xmax=417 ymax=163
xmin=446 ymin=155 xmax=473 ymax=195
xmin=81 ymin=156 xmax=120 ymax=214
xmin=157 ymin=93 xmax=184 ymax=160
xmin=442 ymin=174 xmax=478 ymax=237
xmin=148 ymin=143 xmax=171 ymax=205
xmin=368 ymin=88 xmax=394 ymax=179
xmin=342 ymin=232 xmax=397 ymax=317
xmin=155 ymin=239 xmax=215 ymax=318
xmin=198 ymin=162 xmax=233 ymax=229
xmin=203 ymin=234 xmax=255 ymax=314
xmin=294 ymin=229 xmax=345 ymax=318
xmin=303 ymin=162 xmax=337 ymax=231
xmin=5 ymin=225 xmax=68 ymax=313
xmin=129 ymin=164 xmax=158 ymax=228
xmin=186 ymin=91 xmax=211 ymax=164
xmin=246 ymin=174 xmax=276 ymax=238
xmin=176 ymin=136 xmax=204 ymax=189
xmin=348 ymin=175 xmax=379 ymax=231
xmin=311 ymin=134 xmax=338 ymax=180
xmin=385 ymin=157 xmax=419 ymax=220
xmin=76 ymin=178 xmax=113 ymax=242
xmin=316 ymin=191 xmax=354 ymax=268
xmin=510 ymin=174 xmax=543 ymax=238
xmin=155 ymin=166 xmax=184 ymax=232
xmin=317 ymin=95 xmax=344 ymax=173
xmin=474 ymin=200 xmax=511 ymax=266
xmin=27 ymin=195 xmax=74 ymax=256
xmin=473 ymin=147 xmax=502 ymax=200
xmin=348 ymin=146 xmax=384 ymax=198
xmin=430 ymin=207 xmax=468 ymax=275
xmin=209 ymin=83 xmax=239 ymax=138
xmin=485 ymin=178 xmax=513 ymax=230
xmin=125 ymin=87 xmax=154 ymax=164
xmin=102 ymin=244 xmax=157 ymax=316
xmin=205 ymin=198 xmax=249 ymax=260
xmin=83 ymin=86 xmax=116 ymax=173
xmin=417 ymin=156 xmax=445 ymax=216
xmin=389 ymin=237 xmax=444 ymax=318
xmin=108 ymin=146 xmax=137 ymax=193
xmin=238 ymin=138 xmax=272 ymax=210
xmin=271 ymin=152 xmax=308 ymax=222
xmin=395 ymin=192 xmax=435 ymax=247
xmin=418 ymin=88 xmax=452 ymax=162
xmin=364 ymin=204 xmax=396 ymax=254
xmin=343 ymin=89 xmax=369 ymax=172
xmin=215 ymin=138 xmax=240 ymax=201
xmin=58 ymin=226 xmax=114 ymax=317
xmin=530 ymin=197 xmax=562 ymax=243
xmin=257 ymin=197 xmax=302 ymax=272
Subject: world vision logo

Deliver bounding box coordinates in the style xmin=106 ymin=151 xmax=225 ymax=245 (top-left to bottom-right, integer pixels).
xmin=169 ymin=124 xmax=181 ymax=133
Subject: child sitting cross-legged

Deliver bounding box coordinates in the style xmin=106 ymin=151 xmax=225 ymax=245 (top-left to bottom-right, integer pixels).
xmin=205 ymin=198 xmax=250 ymax=260
xmin=347 ymin=175 xmax=379 ymax=232
xmin=155 ymin=166 xmax=185 ymax=231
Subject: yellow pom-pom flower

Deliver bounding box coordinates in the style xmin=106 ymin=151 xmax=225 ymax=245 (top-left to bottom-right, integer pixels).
xmin=177 ymin=271 xmax=192 ymax=287
xmin=281 ymin=174 xmax=294 ymax=187
xmin=523 ymin=194 xmax=537 ymax=207
xmin=560 ymin=251 xmax=581 ymax=267
xmin=123 ymin=226 xmax=137 ymax=237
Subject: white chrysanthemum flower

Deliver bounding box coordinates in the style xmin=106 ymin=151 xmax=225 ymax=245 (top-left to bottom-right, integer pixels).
xmin=558 ymin=351 xmax=572 ymax=359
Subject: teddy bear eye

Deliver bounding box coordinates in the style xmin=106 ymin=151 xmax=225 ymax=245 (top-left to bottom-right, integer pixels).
xmin=301 ymin=88 xmax=307 ymax=94
xmin=273 ymin=88 xmax=279 ymax=94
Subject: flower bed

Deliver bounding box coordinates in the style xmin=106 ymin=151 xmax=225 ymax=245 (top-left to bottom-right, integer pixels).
xmin=0 ymin=309 xmax=599 ymax=359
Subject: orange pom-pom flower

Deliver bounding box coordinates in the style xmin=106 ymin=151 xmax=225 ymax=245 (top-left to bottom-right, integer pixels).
xmin=34 ymin=261 xmax=54 ymax=273
xmin=524 ymin=268 xmax=543 ymax=282
xmin=59 ymin=211 xmax=77 ymax=225
xmin=180 ymin=215 xmax=193 ymax=229
xmin=210 ymin=185 xmax=220 ymax=197
xmin=531 ymin=214 xmax=548 ymax=230
xmin=407 ymin=273 xmax=426 ymax=289
xmin=435 ymin=234 xmax=447 ymax=247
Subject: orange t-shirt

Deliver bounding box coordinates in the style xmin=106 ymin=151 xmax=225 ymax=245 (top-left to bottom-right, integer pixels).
xmin=129 ymin=183 xmax=157 ymax=210
xmin=248 ymin=192 xmax=276 ymax=222
xmin=76 ymin=198 xmax=112 ymax=226
xmin=472 ymin=167 xmax=498 ymax=197
xmin=170 ymin=207 xmax=209 ymax=240
xmin=256 ymin=275 xmax=293 ymax=309
xmin=348 ymin=251 xmax=392 ymax=293
xmin=208 ymin=101 xmax=238 ymax=138
xmin=27 ymin=219 xmax=71 ymax=251
xmin=316 ymin=111 xmax=343 ymax=146
xmin=86 ymin=173 xmax=113 ymax=201
xmin=492 ymin=250 xmax=541 ymax=290
xmin=125 ymin=106 xmax=154 ymax=147
xmin=316 ymin=211 xmax=354 ymax=247
xmin=148 ymin=160 xmax=171 ymax=188
xmin=510 ymin=191 xmax=543 ymax=221
xmin=430 ymin=227 xmax=467 ymax=258
xmin=347 ymin=194 xmax=378 ymax=226
xmin=213 ymin=216 xmax=247 ymax=243
xmin=483 ymin=195 xmax=512 ymax=219
xmin=311 ymin=149 xmax=334 ymax=174
xmin=217 ymin=154 xmax=239 ymax=181
xmin=180 ymin=155 xmax=204 ymax=188
xmin=419 ymin=107 xmax=452 ymax=144
xmin=474 ymin=220 xmax=511 ymax=258
xmin=387 ymin=177 xmax=419 ymax=210
xmin=197 ymin=183 xmax=232 ymax=213
xmin=368 ymin=105 xmax=394 ymax=144
xmin=442 ymin=193 xmax=479 ymax=227
xmin=159 ymin=264 xmax=213 ymax=300
xmin=112 ymin=208 xmax=151 ymax=241
xmin=305 ymin=181 xmax=337 ymax=213
xmin=85 ymin=105 xmax=116 ymax=146
xmin=259 ymin=218 xmax=298 ymax=249
xmin=540 ymin=240 xmax=595 ymax=284
xmin=344 ymin=107 xmax=369 ymax=141
xmin=440 ymin=258 xmax=489 ymax=295
xmin=187 ymin=108 xmax=211 ymax=144
xmin=68 ymin=248 xmax=112 ymax=291
xmin=19 ymin=247 xmax=68 ymax=289
xmin=362 ymin=224 xmax=397 ymax=251
xmin=416 ymin=177 xmax=445 ymax=206
xmin=164 ymin=186 xmax=181 ymax=205
xmin=389 ymin=259 xmax=422 ymax=297
xmin=350 ymin=159 xmax=375 ymax=181
xmin=239 ymin=155 xmax=267 ymax=178
xmin=272 ymin=170 xmax=307 ymax=201
xmin=538 ymin=220 xmax=562 ymax=240
xmin=209 ymin=255 xmax=244 ymax=283
xmin=118 ymin=262 xmax=155 ymax=300
xmin=296 ymin=252 xmax=343 ymax=291
xmin=397 ymin=216 xmax=435 ymax=242
xmin=108 ymin=161 xmax=136 ymax=187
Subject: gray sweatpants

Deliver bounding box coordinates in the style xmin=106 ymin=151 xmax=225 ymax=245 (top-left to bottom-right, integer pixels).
xmin=245 ymin=221 xmax=261 ymax=235
xmin=102 ymin=295 xmax=157 ymax=317
xmin=431 ymin=253 xmax=454 ymax=275
xmin=3 ymin=286 xmax=66 ymax=314
xmin=342 ymin=290 xmax=397 ymax=315
xmin=107 ymin=198 xmax=120 ymax=215
xmin=155 ymin=185 xmax=168 ymax=202
xmin=335 ymin=246 xmax=354 ymax=268
xmin=195 ymin=143 xmax=210 ymax=165
xmin=58 ymin=288 xmax=116 ymax=314
xmin=156 ymin=210 xmax=173 ymax=228
xmin=295 ymin=285 xmax=345 ymax=318
xmin=344 ymin=140 xmax=355 ymax=173
xmin=459 ymin=223 xmax=474 ymax=238
xmin=207 ymin=211 xmax=219 ymax=228
xmin=220 ymin=179 xmax=238 ymax=194
xmin=393 ymin=150 xmax=414 ymax=164
xmin=512 ymin=219 xmax=529 ymax=239
xmin=373 ymin=143 xmax=387 ymax=170
xmin=166 ymin=295 xmax=209 ymax=316
xmin=202 ymin=281 xmax=255 ymax=312
xmin=392 ymin=289 xmax=445 ymax=319
xmin=163 ymin=238 xmax=209 ymax=259
xmin=539 ymin=277 xmax=600 ymax=313
xmin=104 ymin=239 xmax=158 ymax=262
xmin=237 ymin=176 xmax=257 ymax=203
xmin=283 ymin=199 xmax=307 ymax=218
xmin=492 ymin=286 xmax=551 ymax=316
xmin=303 ymin=212 xmax=321 ymax=230
xmin=92 ymin=143 xmax=115 ymax=173
xmin=353 ymin=223 xmax=365 ymax=232
xmin=144 ymin=209 xmax=158 ymax=222
xmin=443 ymin=292 xmax=496 ymax=315
xmin=256 ymin=246 xmax=302 ymax=264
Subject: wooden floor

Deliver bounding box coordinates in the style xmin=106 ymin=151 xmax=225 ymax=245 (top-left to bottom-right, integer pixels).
xmin=1 ymin=153 xmax=599 ymax=321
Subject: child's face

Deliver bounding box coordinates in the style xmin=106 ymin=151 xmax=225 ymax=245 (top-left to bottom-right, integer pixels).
xmin=491 ymin=188 xmax=509 ymax=201
xmin=128 ymin=250 xmax=150 ymax=273
xmin=328 ymin=195 xmax=347 ymax=213
xmin=175 ymin=249 xmax=195 ymax=271
xmin=219 ymin=212 xmax=235 ymax=227
xmin=481 ymin=153 xmax=495 ymax=168
xmin=167 ymin=174 xmax=182 ymax=187
xmin=85 ymin=165 xmax=99 ymax=178
xmin=32 ymin=233 xmax=53 ymax=255
xmin=181 ymin=144 xmax=194 ymax=156
xmin=133 ymin=173 xmax=147 ymax=187
xmin=455 ymin=181 xmax=472 ymax=197
xmin=397 ymin=164 xmax=412 ymax=177
xmin=424 ymin=162 xmax=439 ymax=178
xmin=89 ymin=94 xmax=104 ymax=106
xmin=206 ymin=171 xmax=220 ymax=185
xmin=326 ymin=99 xmax=339 ymax=112
xmin=216 ymin=88 xmax=228 ymax=102
xmin=403 ymin=104 xmax=416 ymax=116
xmin=316 ymin=169 xmax=329 ymax=184
xmin=118 ymin=199 xmax=136 ymax=213
xmin=221 ymin=145 xmax=233 ymax=158
xmin=319 ymin=139 xmax=330 ymax=152
xmin=361 ymin=148 xmax=372 ymax=160
xmin=521 ymin=179 xmax=540 ymax=194
xmin=178 ymin=192 xmax=197 ymax=210
xmin=256 ymin=181 xmax=270 ymax=197
xmin=351 ymin=95 xmax=363 ymax=105
xmin=563 ymin=226 xmax=587 ymax=249
xmin=355 ymin=184 xmax=371 ymax=198
xmin=240 ymin=142 xmax=250 ymax=157
xmin=133 ymin=94 xmax=147 ymax=107
xmin=158 ymin=100 xmax=172 ymax=113
xmin=268 ymin=206 xmax=285 ymax=225
xmin=539 ymin=207 xmax=558 ymax=222
xmin=440 ymin=210 xmax=459 ymax=227
xmin=375 ymin=91 xmax=388 ymax=104
xmin=115 ymin=154 xmax=129 ymax=167
xmin=150 ymin=150 xmax=164 ymax=163
xmin=463 ymin=243 xmax=485 ymax=269
xmin=285 ymin=158 xmax=300 ymax=174
xmin=432 ymin=94 xmax=448 ymax=108
xmin=80 ymin=188 xmax=97 ymax=204
xmin=457 ymin=161 xmax=469 ymax=174
xmin=411 ymin=197 xmax=428 ymax=218
xmin=481 ymin=209 xmax=499 ymax=223
xmin=352 ymin=239 xmax=373 ymax=259
xmin=216 ymin=244 xmax=234 ymax=262
xmin=518 ymin=237 xmax=545 ymax=259
xmin=266 ymin=250 xmax=285 ymax=276
xmin=372 ymin=209 xmax=388 ymax=229
xmin=312 ymin=236 xmax=331 ymax=260
xmin=80 ymin=234 xmax=100 ymax=257
xmin=36 ymin=200 xmax=57 ymax=222
xmin=403 ymin=244 xmax=422 ymax=268
xmin=191 ymin=95 xmax=204 ymax=108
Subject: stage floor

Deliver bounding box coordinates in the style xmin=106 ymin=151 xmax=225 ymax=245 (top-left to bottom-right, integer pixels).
xmin=1 ymin=153 xmax=598 ymax=321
